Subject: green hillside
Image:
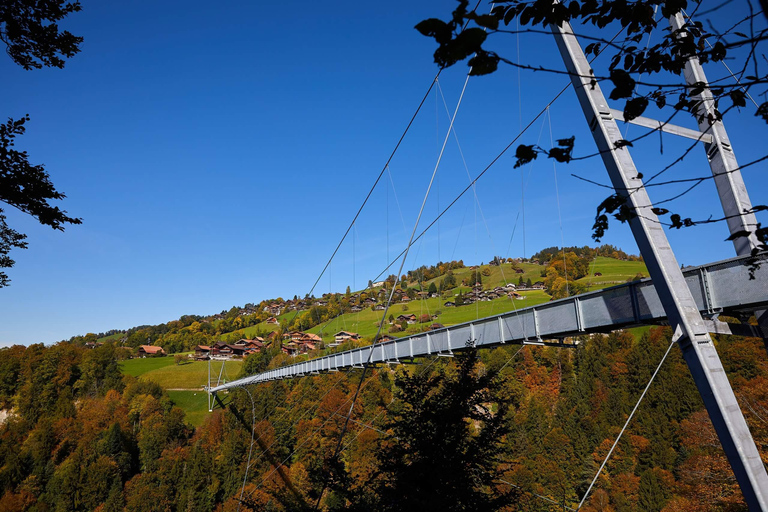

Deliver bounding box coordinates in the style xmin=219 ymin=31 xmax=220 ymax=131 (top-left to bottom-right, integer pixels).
xmin=227 ymin=258 xmax=646 ymax=342
xmin=577 ymin=256 xmax=647 ymax=290
xmin=305 ymin=290 xmax=552 ymax=342
xmin=111 ymin=254 xmax=646 ymax=429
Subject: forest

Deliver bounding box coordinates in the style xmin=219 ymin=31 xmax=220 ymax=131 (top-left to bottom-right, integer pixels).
xmin=0 ymin=325 xmax=766 ymax=511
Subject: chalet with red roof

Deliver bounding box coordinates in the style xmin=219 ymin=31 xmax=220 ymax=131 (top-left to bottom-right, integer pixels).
xmin=138 ymin=345 xmax=166 ymax=358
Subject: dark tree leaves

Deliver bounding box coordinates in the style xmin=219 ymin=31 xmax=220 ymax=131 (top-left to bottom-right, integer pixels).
xmin=730 ymin=90 xmax=747 ymax=108
xmin=669 ymin=214 xmax=694 ymax=229
xmin=514 ymin=144 xmax=538 ymax=168
xmin=0 ymin=0 xmax=83 ymax=70
xmin=548 ymin=136 xmax=576 ymax=163
xmin=756 ymin=102 xmax=768 ymax=123
xmin=609 ymin=69 xmax=637 ymax=100
xmin=415 ymin=18 xmax=453 ymax=45
xmin=623 ymin=96 xmax=649 ymax=121
xmin=0 ymin=116 xmax=81 ymax=287
xmin=725 ymin=229 xmax=753 ymax=241
xmin=468 ymin=50 xmax=500 ymax=76
xmin=433 ymin=28 xmax=488 ymax=69
xmin=593 ymin=194 xmax=631 ymax=241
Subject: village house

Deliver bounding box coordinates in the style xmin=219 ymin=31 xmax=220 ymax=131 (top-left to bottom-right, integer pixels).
xmin=194 ymin=345 xmax=211 ymax=360
xmin=396 ymin=314 xmax=417 ymax=325
xmin=266 ymin=317 xmax=279 ymax=325
xmin=263 ymin=304 xmax=282 ymax=316
xmin=300 ymin=333 xmax=322 ymax=344
xmin=283 ymin=331 xmax=305 ymax=342
xmin=211 ymin=342 xmax=234 ymax=358
xmin=138 ymin=345 xmax=166 ymax=358
xmin=235 ymin=339 xmax=265 ymax=353
xmin=334 ymin=331 xmax=361 ymax=344
xmin=427 ymin=323 xmax=445 ymax=331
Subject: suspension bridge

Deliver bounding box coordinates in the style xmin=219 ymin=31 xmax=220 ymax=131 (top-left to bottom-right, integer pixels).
xmin=207 ymin=10 xmax=768 ymax=511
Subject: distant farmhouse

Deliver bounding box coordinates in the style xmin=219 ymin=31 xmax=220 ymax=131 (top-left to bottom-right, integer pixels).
xmin=138 ymin=345 xmax=166 ymax=357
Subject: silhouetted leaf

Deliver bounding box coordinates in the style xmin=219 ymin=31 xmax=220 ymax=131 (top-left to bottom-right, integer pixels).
xmin=473 ymin=14 xmax=499 ymax=30
xmin=609 ymin=70 xmax=636 ymax=100
xmin=755 ymin=102 xmax=768 ymax=123
xmin=415 ymin=18 xmax=453 ymax=44
xmin=623 ymin=97 xmax=649 ymax=121
xmin=669 ymin=214 xmax=683 ymax=229
xmin=468 ymin=51 xmax=499 ymax=75
xmin=514 ymin=144 xmax=537 ymax=168
xmin=725 ymin=230 xmax=752 ymax=241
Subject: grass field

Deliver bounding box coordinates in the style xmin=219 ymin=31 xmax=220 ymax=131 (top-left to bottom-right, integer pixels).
xmin=120 ymin=356 xmax=177 ymax=377
xmin=131 ymin=359 xmax=243 ymax=390
xmin=167 ymin=390 xmax=210 ymax=427
xmin=576 ymin=257 xmax=647 ymax=290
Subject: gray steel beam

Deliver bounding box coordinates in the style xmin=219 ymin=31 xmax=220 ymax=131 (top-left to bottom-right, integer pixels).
xmin=209 ymin=252 xmax=768 ymax=392
xmin=668 ymin=13 xmax=768 ymax=348
xmin=669 ymin=13 xmax=760 ymax=254
xmin=608 ymin=108 xmax=713 ymax=143
xmin=550 ymin=20 xmax=768 ymax=510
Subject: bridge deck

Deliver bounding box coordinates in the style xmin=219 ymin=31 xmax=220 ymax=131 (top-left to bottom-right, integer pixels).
xmin=210 ymin=253 xmax=768 ymax=392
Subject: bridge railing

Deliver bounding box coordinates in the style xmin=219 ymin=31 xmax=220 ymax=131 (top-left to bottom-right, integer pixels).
xmin=209 ymin=253 xmax=768 ymax=392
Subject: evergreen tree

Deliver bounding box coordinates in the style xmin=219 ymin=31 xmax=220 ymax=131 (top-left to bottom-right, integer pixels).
xmin=373 ymin=349 xmax=516 ymax=511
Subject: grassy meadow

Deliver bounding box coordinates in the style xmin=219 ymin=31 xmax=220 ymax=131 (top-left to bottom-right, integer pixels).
xmin=166 ymin=390 xmax=210 ymax=427
xmin=120 ymin=356 xmax=177 ymax=377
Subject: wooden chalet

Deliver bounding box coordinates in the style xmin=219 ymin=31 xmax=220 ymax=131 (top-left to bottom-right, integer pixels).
xmin=138 ymin=345 xmax=166 ymax=357
xmin=283 ymin=331 xmax=304 ymax=342
xmin=396 ymin=314 xmax=417 ymax=324
xmin=301 ymin=333 xmax=322 ymax=343
xmin=282 ymin=342 xmax=300 ymax=356
xmin=194 ymin=345 xmax=211 ymax=360
xmin=210 ymin=342 xmax=250 ymax=358
xmin=333 ymin=331 xmax=360 ymax=344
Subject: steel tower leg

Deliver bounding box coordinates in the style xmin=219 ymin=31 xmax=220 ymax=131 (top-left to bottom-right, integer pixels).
xmin=668 ymin=13 xmax=768 ymax=348
xmin=550 ymin=21 xmax=768 ymax=511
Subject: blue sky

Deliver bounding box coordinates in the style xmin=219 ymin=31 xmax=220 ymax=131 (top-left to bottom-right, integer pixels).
xmin=1 ymin=0 xmax=765 ymax=345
